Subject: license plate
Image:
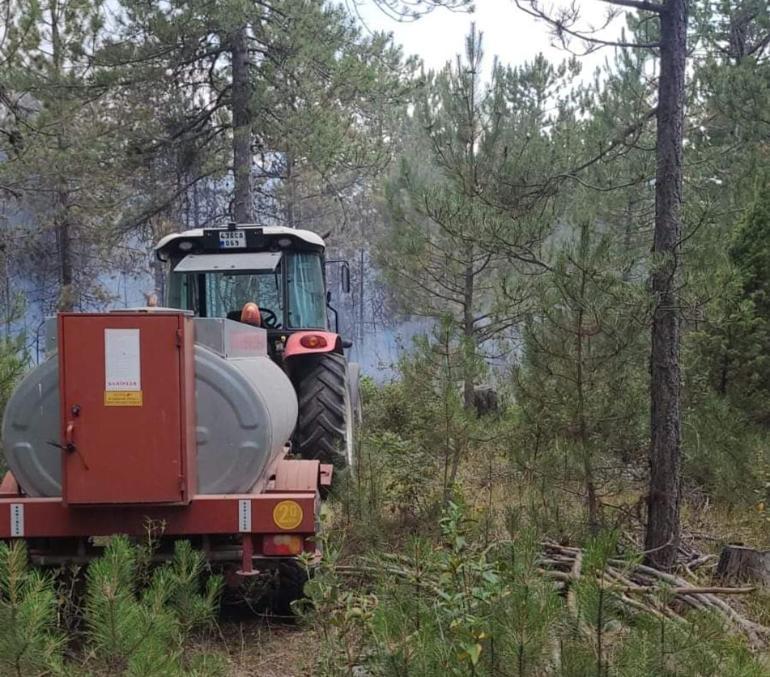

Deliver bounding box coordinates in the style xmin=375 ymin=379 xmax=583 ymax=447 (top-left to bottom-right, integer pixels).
xmin=219 ymin=231 xmax=246 ymax=248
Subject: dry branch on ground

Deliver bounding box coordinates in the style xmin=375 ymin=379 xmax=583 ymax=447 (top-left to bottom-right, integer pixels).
xmin=338 ymin=540 xmax=770 ymax=649
xmin=540 ymin=541 xmax=770 ymax=647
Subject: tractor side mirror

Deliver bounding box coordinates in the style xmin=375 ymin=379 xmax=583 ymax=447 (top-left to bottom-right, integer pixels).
xmin=341 ymin=264 xmax=350 ymax=294
xmin=325 ymin=259 xmax=351 ymax=294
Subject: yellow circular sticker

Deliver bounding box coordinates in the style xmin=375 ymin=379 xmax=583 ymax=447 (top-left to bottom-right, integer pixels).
xmin=273 ymin=500 xmax=304 ymax=530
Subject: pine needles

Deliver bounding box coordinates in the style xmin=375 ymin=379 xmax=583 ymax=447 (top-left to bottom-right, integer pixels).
xmin=0 ymin=538 xmax=224 ymax=676
xmin=0 ymin=541 xmax=63 ymax=676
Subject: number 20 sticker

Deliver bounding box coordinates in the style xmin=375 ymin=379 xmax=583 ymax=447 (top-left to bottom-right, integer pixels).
xmin=272 ymin=500 xmax=304 ymax=530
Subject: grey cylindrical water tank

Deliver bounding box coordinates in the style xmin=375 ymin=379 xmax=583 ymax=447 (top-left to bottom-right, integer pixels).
xmin=1 ymin=345 xmax=298 ymax=496
xmin=194 ymin=346 xmax=298 ymax=493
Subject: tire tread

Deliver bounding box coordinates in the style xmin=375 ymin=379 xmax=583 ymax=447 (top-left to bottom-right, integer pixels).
xmin=294 ymin=353 xmax=349 ymax=466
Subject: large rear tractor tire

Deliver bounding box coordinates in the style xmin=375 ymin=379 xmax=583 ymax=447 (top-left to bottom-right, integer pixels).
xmin=293 ymin=353 xmax=356 ymax=469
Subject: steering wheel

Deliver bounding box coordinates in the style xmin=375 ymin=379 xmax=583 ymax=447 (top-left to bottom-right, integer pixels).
xmin=260 ymin=308 xmax=279 ymax=328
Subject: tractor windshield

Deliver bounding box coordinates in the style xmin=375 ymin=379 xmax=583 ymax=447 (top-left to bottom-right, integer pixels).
xmin=206 ymin=269 xmax=283 ymax=321
xmin=167 ymin=251 xmax=327 ymax=329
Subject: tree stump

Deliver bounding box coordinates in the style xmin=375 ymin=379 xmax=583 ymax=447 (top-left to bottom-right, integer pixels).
xmin=716 ymin=545 xmax=770 ymax=584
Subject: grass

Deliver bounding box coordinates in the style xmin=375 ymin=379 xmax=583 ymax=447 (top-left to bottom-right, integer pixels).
xmin=681 ymin=497 xmax=770 ymax=551
xmin=136 ymin=453 xmax=770 ymax=676
xmin=198 ymin=622 xmax=319 ymax=677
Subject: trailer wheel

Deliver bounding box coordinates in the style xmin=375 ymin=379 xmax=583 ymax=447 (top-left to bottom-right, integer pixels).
xmin=294 ymin=353 xmax=355 ymax=469
xmin=267 ymin=560 xmax=309 ymax=617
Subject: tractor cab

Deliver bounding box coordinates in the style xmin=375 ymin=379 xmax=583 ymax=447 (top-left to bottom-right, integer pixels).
xmin=156 ymin=224 xmax=332 ymax=339
xmin=156 ymin=224 xmax=359 ymax=469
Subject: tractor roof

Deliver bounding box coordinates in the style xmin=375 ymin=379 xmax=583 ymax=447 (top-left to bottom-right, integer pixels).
xmin=155 ymin=225 xmax=325 ymax=258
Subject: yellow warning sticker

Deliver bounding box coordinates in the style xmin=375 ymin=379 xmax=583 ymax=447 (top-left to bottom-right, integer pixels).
xmin=104 ymin=391 xmax=143 ymax=407
xmin=272 ymin=500 xmax=304 ymax=530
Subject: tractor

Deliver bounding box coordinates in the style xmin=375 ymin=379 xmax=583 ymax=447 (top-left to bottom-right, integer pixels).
xmin=155 ymin=223 xmax=361 ymax=470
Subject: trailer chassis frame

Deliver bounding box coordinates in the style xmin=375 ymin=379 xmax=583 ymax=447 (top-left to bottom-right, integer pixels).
xmin=0 ymin=460 xmax=332 ymax=575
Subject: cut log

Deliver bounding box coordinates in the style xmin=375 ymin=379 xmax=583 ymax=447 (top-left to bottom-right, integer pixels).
xmin=716 ymin=545 xmax=770 ymax=584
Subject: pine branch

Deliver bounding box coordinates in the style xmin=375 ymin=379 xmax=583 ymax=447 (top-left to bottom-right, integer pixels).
xmin=513 ymin=0 xmax=660 ymax=53
xmin=602 ymin=0 xmax=663 ymax=14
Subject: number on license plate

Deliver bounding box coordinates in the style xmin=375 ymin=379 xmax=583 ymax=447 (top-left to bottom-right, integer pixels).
xmin=219 ymin=231 xmax=246 ymax=248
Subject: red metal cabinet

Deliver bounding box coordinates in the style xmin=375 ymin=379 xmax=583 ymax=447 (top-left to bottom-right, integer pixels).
xmin=58 ymin=312 xmax=196 ymax=505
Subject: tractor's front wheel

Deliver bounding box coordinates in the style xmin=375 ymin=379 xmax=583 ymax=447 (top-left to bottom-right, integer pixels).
xmin=293 ymin=353 xmax=355 ymax=469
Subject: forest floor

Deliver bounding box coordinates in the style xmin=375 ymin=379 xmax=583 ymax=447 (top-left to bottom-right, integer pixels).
xmin=195 ymin=486 xmax=770 ymax=676
xmin=201 ymin=619 xmax=318 ymax=676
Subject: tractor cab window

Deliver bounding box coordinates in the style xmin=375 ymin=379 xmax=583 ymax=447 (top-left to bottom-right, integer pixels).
xmin=286 ymin=253 xmax=326 ymax=329
xmin=205 ymin=269 xmax=283 ymax=322
xmin=167 ymin=251 xmax=327 ymax=330
xmin=168 ymin=255 xmax=284 ymax=326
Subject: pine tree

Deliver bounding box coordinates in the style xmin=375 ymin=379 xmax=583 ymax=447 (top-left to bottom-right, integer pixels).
xmin=379 ymin=27 xmax=579 ymax=407
xmin=691 ymin=180 xmax=770 ymax=421
xmin=84 ymin=536 xmax=223 ymax=675
xmin=0 ymin=0 xmax=139 ymax=311
xmin=516 ymin=216 xmax=647 ymax=531
xmin=0 ymin=542 xmax=63 ymax=676
xmin=107 ymin=0 xmax=408 ymax=232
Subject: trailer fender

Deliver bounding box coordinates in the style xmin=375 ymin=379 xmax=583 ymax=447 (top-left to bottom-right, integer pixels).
xmin=269 ymin=459 xmax=330 ymax=493
xmin=284 ymin=331 xmax=341 ymax=358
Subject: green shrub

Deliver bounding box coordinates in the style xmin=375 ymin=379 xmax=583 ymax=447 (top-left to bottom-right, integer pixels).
xmin=358 ymin=331 xmax=509 ymax=526
xmin=0 ymin=537 xmax=224 ymax=676
xmin=0 ymin=541 xmax=63 ymax=676
xmin=84 ymin=537 xmax=223 ymax=675
xmin=615 ymin=613 xmax=765 ymax=677
xmin=303 ymin=502 xmax=765 ymax=676
xmin=683 ymin=392 xmax=770 ymax=504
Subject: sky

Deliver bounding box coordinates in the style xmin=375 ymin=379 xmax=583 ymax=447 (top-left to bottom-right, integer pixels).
xmin=353 ymin=0 xmax=627 ymax=77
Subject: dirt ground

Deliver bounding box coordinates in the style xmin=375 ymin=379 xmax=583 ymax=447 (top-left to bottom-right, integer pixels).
xmin=205 ymin=620 xmax=319 ymax=676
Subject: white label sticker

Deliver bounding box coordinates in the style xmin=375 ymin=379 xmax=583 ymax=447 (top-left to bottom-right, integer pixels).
xmin=238 ymin=499 xmax=252 ymax=532
xmin=10 ymin=504 xmax=23 ymax=537
xmin=105 ymin=329 xmax=141 ymax=391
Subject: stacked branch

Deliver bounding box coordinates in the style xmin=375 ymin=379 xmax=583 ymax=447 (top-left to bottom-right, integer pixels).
xmin=540 ymin=542 xmax=769 ymax=647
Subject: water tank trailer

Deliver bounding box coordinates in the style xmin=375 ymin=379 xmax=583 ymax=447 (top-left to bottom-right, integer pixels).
xmin=0 ymin=224 xmax=360 ymax=579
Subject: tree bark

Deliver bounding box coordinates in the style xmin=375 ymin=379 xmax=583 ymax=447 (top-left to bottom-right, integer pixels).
xmin=577 ymin=222 xmax=599 ymax=533
xmin=231 ymin=25 xmax=253 ymax=223
xmin=56 ymin=208 xmax=74 ymax=311
xmin=644 ymin=0 xmax=688 ymax=571
xmin=52 ymin=2 xmax=74 ymax=312
xmin=192 ymin=175 xmax=200 ymax=227
xmin=284 ymin=151 xmax=297 ymax=227
xmin=359 ymin=247 xmax=365 ymax=347
xmin=152 ymin=253 xmax=166 ymax=304
xmin=462 ymin=255 xmax=476 ymax=410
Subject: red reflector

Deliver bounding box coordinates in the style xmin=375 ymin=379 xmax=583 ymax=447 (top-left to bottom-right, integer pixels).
xmin=299 ymin=334 xmax=327 ymax=349
xmin=263 ymin=534 xmax=303 ymax=556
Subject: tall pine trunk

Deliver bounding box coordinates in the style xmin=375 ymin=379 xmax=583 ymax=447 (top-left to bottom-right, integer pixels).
xmin=231 ymin=26 xmax=253 ymax=223
xmin=462 ymin=254 xmax=475 ymax=410
xmin=358 ymin=248 xmax=365 ymax=347
xmin=56 ymin=207 xmax=74 ymax=311
xmin=284 ymin=151 xmax=296 ymax=227
xmin=52 ymin=3 xmax=74 ymax=312
xmin=645 ymin=0 xmax=688 ymax=571
xmin=577 ymin=222 xmax=598 ymax=532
